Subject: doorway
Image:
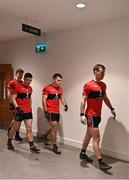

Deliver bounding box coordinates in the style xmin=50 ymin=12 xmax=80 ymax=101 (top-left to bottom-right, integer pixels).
xmin=0 ymin=64 xmax=13 ymax=126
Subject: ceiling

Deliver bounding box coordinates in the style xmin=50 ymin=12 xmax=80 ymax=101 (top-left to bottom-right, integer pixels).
xmin=0 ymin=0 xmax=128 ymax=42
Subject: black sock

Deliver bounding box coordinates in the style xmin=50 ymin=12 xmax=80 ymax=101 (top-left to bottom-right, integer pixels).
xmin=7 ymin=127 xmax=12 ymax=136
xmin=43 ymin=134 xmax=47 ymax=138
xmin=29 ymin=141 xmax=34 ymax=148
xmin=81 ymin=149 xmax=86 ymax=154
xmin=8 ymin=138 xmax=12 ymax=144
xmin=98 ymin=158 xmax=103 ymax=164
xmin=15 ymin=131 xmax=19 ymax=137
xmin=53 ymin=144 xmax=57 ymax=148
xmin=8 ymin=127 xmax=11 ymax=131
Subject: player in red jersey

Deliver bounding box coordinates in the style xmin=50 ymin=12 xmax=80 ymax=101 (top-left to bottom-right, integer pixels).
xmin=7 ymin=68 xmax=24 ymax=141
xmin=7 ymin=73 xmax=40 ymax=153
xmin=42 ymin=73 xmax=68 ymax=154
xmin=80 ymin=64 xmax=116 ymax=171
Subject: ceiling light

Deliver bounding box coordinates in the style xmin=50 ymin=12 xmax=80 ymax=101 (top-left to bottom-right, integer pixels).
xmin=76 ymin=3 xmax=86 ymax=9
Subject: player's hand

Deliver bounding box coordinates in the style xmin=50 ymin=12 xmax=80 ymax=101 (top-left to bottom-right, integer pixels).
xmin=44 ymin=111 xmax=51 ymax=120
xmin=111 ymin=108 xmax=116 ymax=119
xmin=64 ymin=105 xmax=68 ymax=112
xmin=16 ymin=106 xmax=24 ymax=114
xmin=80 ymin=113 xmax=87 ymax=125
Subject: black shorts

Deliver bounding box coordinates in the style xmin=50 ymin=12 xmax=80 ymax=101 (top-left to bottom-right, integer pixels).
xmin=15 ymin=112 xmax=33 ymax=122
xmin=49 ymin=113 xmax=60 ymax=122
xmin=86 ymin=116 xmax=101 ymax=128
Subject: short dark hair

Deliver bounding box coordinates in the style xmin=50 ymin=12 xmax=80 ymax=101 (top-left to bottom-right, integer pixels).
xmin=93 ymin=64 xmax=105 ymax=72
xmin=16 ymin=68 xmax=24 ymax=74
xmin=24 ymin=73 xmax=33 ymax=79
xmin=53 ymin=73 xmax=62 ymax=79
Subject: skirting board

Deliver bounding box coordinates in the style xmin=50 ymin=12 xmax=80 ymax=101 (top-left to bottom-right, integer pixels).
xmin=56 ymin=136 xmax=129 ymax=162
xmin=20 ymin=127 xmax=129 ymax=162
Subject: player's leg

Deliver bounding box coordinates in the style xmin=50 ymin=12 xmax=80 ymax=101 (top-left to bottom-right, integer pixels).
xmin=79 ymin=127 xmax=93 ymax=162
xmin=8 ymin=110 xmax=23 ymax=141
xmin=7 ymin=120 xmax=21 ymax=150
xmin=49 ymin=113 xmax=61 ymax=154
xmin=89 ymin=117 xmax=112 ymax=171
xmin=42 ymin=126 xmax=51 ymax=145
xmin=24 ymin=114 xmax=40 ymax=153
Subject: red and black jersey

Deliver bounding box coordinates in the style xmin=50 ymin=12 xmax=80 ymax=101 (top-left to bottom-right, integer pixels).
xmin=42 ymin=84 xmax=63 ymax=113
xmin=83 ymin=80 xmax=106 ymax=117
xmin=13 ymin=83 xmax=32 ymax=113
xmin=7 ymin=79 xmax=23 ymax=94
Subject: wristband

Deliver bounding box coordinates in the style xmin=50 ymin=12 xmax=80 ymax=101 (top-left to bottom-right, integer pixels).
xmin=111 ymin=107 xmax=114 ymax=110
xmin=80 ymin=113 xmax=84 ymax=116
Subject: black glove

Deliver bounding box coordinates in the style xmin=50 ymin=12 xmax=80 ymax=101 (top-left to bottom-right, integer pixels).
xmin=44 ymin=111 xmax=51 ymax=120
xmin=10 ymin=103 xmax=15 ymax=111
xmin=16 ymin=106 xmax=24 ymax=114
xmin=64 ymin=105 xmax=68 ymax=112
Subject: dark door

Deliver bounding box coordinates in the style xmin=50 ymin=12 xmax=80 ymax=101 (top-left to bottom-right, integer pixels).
xmin=0 ymin=64 xmax=13 ymax=125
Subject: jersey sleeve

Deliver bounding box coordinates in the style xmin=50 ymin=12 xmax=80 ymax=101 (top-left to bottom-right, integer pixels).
xmin=30 ymin=86 xmax=33 ymax=94
xmin=13 ymin=85 xmax=19 ymax=95
xmin=102 ymin=82 xmax=107 ymax=95
xmin=60 ymin=87 xmax=63 ymax=96
xmin=7 ymin=81 xmax=15 ymax=95
xmin=7 ymin=82 xmax=11 ymax=90
xmin=42 ymin=86 xmax=49 ymax=95
xmin=82 ymin=84 xmax=91 ymax=96
xmin=7 ymin=81 xmax=13 ymax=90
xmin=104 ymin=83 xmax=106 ymax=91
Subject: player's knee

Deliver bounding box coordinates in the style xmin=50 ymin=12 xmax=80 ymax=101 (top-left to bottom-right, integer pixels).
xmin=12 ymin=124 xmax=19 ymax=132
xmin=93 ymin=136 xmax=100 ymax=143
xmin=51 ymin=124 xmax=57 ymax=131
xmin=26 ymin=126 xmax=32 ymax=133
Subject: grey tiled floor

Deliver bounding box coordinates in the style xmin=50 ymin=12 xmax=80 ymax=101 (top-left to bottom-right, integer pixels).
xmin=0 ymin=129 xmax=129 ymax=179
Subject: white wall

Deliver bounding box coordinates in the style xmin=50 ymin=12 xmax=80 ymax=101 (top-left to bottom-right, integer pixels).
xmin=0 ymin=36 xmax=56 ymax=133
xmin=0 ymin=18 xmax=128 ymax=161
xmin=49 ymin=19 xmax=129 ymax=161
